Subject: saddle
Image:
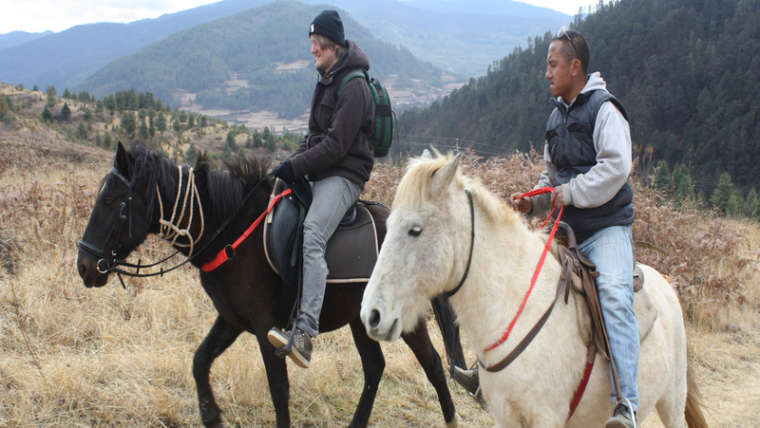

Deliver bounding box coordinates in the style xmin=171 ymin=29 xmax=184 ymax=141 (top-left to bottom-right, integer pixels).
xmin=554 ymin=222 xmax=657 ymax=397
xmin=262 ymin=178 xmax=382 ymax=289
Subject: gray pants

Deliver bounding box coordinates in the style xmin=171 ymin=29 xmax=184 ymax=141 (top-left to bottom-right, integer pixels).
xmin=295 ymin=175 xmax=362 ymax=337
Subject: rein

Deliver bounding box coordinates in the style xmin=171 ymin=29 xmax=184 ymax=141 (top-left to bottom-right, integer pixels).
xmin=482 ymin=187 xmax=563 ymax=353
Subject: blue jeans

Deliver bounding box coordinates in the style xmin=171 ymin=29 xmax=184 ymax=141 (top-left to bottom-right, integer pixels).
xmin=578 ymin=224 xmax=639 ymax=412
xmin=295 ymin=175 xmax=361 ymax=337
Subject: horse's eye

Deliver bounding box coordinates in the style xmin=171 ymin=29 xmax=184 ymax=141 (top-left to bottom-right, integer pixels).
xmin=408 ymin=225 xmax=422 ymax=237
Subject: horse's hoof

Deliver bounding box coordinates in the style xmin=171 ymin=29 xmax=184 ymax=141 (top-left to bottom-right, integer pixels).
xmin=446 ymin=415 xmax=458 ymax=428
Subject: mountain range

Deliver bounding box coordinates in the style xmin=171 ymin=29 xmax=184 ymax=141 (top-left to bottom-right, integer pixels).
xmin=0 ymin=0 xmax=569 ymax=108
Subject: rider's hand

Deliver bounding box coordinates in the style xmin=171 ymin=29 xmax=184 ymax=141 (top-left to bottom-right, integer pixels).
xmin=550 ymin=187 xmax=564 ymax=210
xmin=272 ymin=159 xmax=295 ymax=184
xmin=510 ymin=193 xmax=532 ymax=214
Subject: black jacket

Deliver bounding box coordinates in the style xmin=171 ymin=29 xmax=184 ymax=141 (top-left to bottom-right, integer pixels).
xmin=289 ymin=40 xmax=375 ymax=188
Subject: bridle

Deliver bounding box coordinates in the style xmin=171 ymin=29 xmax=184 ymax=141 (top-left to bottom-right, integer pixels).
xmin=443 ymin=189 xmax=474 ymax=299
xmin=77 ymin=162 xmax=273 ymax=287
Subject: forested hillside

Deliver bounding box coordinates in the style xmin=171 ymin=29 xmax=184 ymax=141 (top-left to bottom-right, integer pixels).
xmin=398 ymin=0 xmax=760 ymax=206
xmin=77 ymin=1 xmax=453 ymax=120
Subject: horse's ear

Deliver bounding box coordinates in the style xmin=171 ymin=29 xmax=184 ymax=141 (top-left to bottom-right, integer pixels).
xmin=430 ymin=153 xmax=461 ymax=195
xmin=421 ymin=148 xmax=433 ymax=160
xmin=114 ymin=141 xmax=132 ymax=178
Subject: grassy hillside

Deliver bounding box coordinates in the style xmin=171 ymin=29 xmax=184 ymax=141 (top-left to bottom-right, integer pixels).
xmin=1 ymin=83 xmax=759 ymax=426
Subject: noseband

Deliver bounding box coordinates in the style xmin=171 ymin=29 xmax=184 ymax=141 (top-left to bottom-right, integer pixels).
xmin=443 ymin=189 xmax=474 ymax=299
xmin=77 ymin=166 xmax=143 ymax=272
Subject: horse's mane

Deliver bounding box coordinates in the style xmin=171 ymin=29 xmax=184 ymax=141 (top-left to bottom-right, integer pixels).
xmin=395 ymin=152 xmax=522 ymax=227
xmin=196 ymin=152 xmax=271 ymax=218
xmin=126 ymin=145 xmax=271 ymax=221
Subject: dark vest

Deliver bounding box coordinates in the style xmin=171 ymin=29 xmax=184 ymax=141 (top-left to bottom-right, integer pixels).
xmin=544 ymin=89 xmax=634 ymax=244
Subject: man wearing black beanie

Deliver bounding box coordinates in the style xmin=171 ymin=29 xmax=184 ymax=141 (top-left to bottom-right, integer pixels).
xmin=268 ymin=10 xmax=375 ymax=369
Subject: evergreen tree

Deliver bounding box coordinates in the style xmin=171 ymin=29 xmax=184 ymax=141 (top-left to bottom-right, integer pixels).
xmin=60 ymin=103 xmax=71 ymax=121
xmin=46 ymin=86 xmax=57 ymax=108
xmin=42 ymin=106 xmax=53 ymax=122
xmin=710 ymin=172 xmax=736 ymax=214
xmin=727 ymin=189 xmax=744 ymax=217
xmin=63 ymin=88 xmax=72 ymax=99
xmin=744 ymin=187 xmax=760 ymax=220
xmin=139 ymin=120 xmax=150 ymax=140
xmin=225 ymin=131 xmax=238 ymax=151
xmin=77 ymin=122 xmax=88 ymax=140
xmin=200 ymin=116 xmax=208 ymax=127
xmin=121 ymin=112 xmax=137 ymax=138
xmin=186 ymin=144 xmax=199 ymax=164
xmin=156 ymin=113 xmax=167 ymax=132
xmin=104 ymin=132 xmax=113 ymax=149
xmin=95 ymin=133 xmax=102 ymax=147
xmin=188 ymin=114 xmax=195 ymax=128
xmin=672 ymin=163 xmax=694 ymax=204
xmin=32 ymin=85 xmax=38 ymax=91
xmin=654 ymin=160 xmax=671 ymax=192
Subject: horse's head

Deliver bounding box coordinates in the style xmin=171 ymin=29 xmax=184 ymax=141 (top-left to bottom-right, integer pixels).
xmin=76 ymin=143 xmax=159 ymax=287
xmin=361 ymin=152 xmax=472 ymax=341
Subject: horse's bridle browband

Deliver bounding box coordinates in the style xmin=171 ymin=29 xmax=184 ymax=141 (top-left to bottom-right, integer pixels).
xmin=444 ymin=189 xmax=474 ymax=299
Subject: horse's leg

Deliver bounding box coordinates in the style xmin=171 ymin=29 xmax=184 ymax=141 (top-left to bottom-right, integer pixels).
xmin=193 ymin=315 xmax=243 ymax=428
xmin=257 ymin=333 xmax=291 ymax=428
xmin=431 ymin=295 xmax=467 ymax=372
xmin=348 ymin=318 xmax=385 ymax=428
xmin=401 ymin=318 xmax=457 ymax=427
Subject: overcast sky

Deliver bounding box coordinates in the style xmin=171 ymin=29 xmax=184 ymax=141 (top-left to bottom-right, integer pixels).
xmin=0 ymin=0 xmax=601 ymax=34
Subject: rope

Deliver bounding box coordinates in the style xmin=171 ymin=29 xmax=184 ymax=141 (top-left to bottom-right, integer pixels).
xmin=156 ymin=165 xmax=205 ymax=258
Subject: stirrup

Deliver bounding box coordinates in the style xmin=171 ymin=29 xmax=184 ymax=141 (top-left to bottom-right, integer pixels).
xmin=452 ymin=362 xmax=486 ymax=409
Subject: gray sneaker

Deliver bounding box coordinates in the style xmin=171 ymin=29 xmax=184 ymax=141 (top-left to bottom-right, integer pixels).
xmin=267 ymin=327 xmax=312 ymax=368
xmin=605 ymin=403 xmax=637 ymax=428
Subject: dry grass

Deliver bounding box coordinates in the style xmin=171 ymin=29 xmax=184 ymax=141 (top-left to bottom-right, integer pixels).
xmin=1 ymin=115 xmax=759 ymax=426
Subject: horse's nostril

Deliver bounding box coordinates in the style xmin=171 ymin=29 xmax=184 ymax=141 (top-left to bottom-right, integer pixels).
xmin=78 ymin=262 xmax=87 ymax=277
xmin=369 ymin=309 xmax=381 ymax=328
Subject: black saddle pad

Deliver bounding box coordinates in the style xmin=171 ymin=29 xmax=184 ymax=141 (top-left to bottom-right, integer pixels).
xmin=263 ymin=179 xmax=381 ymax=288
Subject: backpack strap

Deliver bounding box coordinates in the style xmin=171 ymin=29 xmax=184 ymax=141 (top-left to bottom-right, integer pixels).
xmin=338 ymin=70 xmax=368 ymax=96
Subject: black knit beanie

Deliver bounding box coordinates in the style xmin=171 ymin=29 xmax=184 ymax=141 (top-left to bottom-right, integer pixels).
xmin=309 ymin=10 xmax=345 ymax=47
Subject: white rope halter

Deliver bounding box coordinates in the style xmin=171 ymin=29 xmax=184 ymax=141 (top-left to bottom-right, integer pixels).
xmin=155 ymin=165 xmax=205 ymax=257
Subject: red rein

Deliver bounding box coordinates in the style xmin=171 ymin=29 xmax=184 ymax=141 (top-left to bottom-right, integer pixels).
xmin=201 ymin=188 xmax=292 ymax=272
xmin=482 ymin=187 xmax=564 ymax=352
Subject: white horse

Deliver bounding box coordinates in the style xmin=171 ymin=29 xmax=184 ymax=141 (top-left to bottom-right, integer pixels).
xmin=360 ymin=153 xmax=707 ymax=427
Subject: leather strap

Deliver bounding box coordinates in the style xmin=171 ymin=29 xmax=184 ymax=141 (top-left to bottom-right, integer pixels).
xmin=479 ymin=257 xmax=571 ymax=372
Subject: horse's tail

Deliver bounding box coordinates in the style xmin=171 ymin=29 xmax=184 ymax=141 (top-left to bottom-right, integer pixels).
xmin=685 ymin=360 xmax=708 ymax=428
xmin=431 ymin=295 xmax=467 ymax=373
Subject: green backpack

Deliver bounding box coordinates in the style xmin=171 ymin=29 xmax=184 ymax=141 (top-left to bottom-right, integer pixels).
xmin=338 ymin=70 xmax=393 ymax=157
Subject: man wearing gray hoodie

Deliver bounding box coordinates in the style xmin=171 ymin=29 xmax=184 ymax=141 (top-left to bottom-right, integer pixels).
xmin=511 ymin=30 xmax=638 ymax=428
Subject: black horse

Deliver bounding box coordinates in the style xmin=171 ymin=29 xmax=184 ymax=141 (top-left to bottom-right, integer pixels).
xmin=76 ymin=143 xmax=465 ymax=428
